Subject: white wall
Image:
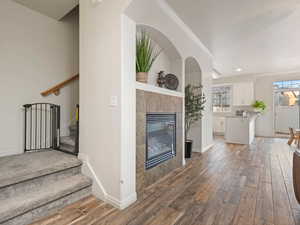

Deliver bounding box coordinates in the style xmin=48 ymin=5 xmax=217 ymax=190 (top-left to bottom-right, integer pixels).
xmin=149 ymin=51 xmax=172 ymax=85
xmin=79 ymin=0 xmax=213 ymax=210
xmin=171 ymin=59 xmax=184 ymax=91
xmin=213 ymin=72 xmax=300 ymax=137
xmin=79 ymin=0 xmax=134 ymax=209
xmin=126 ymin=0 xmax=214 ymax=152
xmin=0 ymin=0 xmax=79 ymax=157
xmin=255 ymin=73 xmax=300 ymax=136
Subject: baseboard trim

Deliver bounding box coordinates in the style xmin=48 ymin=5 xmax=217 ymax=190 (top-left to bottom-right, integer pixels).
xmin=192 ymin=148 xmax=201 ymax=153
xmin=105 ymin=192 xmax=137 ymax=210
xmin=78 ymin=153 xmax=137 ymax=210
xmin=213 ymin=132 xmax=225 ymax=136
xmin=202 ymin=144 xmax=214 ymax=153
xmin=0 ymin=148 xmax=22 ymax=157
xmin=78 ymin=153 xmax=107 ymax=200
xmin=256 ymin=135 xmax=288 ymax=139
xmin=120 ymin=192 xmax=137 ymax=209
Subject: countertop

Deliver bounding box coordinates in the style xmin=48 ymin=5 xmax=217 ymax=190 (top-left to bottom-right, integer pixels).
xmin=225 ymin=113 xmax=259 ymax=121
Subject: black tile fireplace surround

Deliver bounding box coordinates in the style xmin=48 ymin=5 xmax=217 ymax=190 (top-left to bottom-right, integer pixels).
xmin=146 ymin=113 xmax=176 ymax=169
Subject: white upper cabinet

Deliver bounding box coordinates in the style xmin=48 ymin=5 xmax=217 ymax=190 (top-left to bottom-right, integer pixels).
xmin=233 ymin=82 xmax=254 ymax=106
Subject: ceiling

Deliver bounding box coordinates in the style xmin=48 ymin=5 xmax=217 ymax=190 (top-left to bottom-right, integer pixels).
xmin=12 ymin=0 xmax=78 ymax=20
xmin=166 ymin=0 xmax=300 ymax=77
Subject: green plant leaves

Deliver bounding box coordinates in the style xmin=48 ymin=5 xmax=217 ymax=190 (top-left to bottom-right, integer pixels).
xmin=252 ymin=100 xmax=267 ymax=111
xmin=136 ymin=31 xmax=161 ymax=73
xmin=185 ymin=84 xmax=206 ymax=137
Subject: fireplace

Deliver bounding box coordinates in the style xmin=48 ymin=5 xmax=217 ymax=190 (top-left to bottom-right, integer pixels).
xmin=146 ymin=113 xmax=176 ymax=169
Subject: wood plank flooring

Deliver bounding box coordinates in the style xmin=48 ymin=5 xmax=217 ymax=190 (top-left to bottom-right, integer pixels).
xmin=31 ymin=137 xmax=300 ymax=225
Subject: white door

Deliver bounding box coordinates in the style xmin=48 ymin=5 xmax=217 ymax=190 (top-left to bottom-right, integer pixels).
xmin=275 ymin=106 xmax=299 ymax=133
xmin=274 ymin=90 xmax=300 ymax=133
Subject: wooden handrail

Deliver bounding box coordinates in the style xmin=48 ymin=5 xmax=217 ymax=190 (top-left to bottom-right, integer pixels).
xmin=41 ymin=74 xmax=79 ymax=97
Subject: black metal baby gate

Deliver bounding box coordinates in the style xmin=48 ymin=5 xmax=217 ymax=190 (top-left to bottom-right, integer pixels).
xmin=23 ymin=103 xmax=60 ymax=152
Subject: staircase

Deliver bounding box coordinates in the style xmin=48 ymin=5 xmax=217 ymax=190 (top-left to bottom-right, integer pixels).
xmin=0 ymin=151 xmax=92 ymax=225
xmin=60 ymin=104 xmax=79 ymax=155
xmin=60 ymin=124 xmax=78 ymax=155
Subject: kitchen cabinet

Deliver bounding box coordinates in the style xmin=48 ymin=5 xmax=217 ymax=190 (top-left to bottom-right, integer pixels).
xmin=213 ymin=116 xmax=226 ymax=134
xmin=233 ymin=82 xmax=254 ymax=106
xmin=225 ymin=115 xmax=257 ymax=144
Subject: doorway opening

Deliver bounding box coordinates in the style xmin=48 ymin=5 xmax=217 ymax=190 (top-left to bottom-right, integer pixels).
xmin=274 ymin=80 xmax=300 ymax=136
xmin=185 ymin=57 xmax=202 ymax=153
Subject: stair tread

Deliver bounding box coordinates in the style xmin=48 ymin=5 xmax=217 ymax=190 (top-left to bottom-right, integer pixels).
xmin=0 ymin=175 xmax=92 ymax=223
xmin=60 ymin=145 xmax=76 ymax=154
xmin=0 ymin=151 xmax=82 ymax=188
xmin=69 ymin=125 xmax=77 ymax=131
xmin=61 ymin=136 xmax=76 ymax=146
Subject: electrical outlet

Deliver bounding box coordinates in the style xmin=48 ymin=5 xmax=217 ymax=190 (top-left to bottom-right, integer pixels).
xmin=110 ymin=96 xmax=118 ymax=107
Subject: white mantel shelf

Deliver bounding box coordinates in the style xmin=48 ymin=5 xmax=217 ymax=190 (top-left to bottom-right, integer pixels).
xmin=135 ymin=82 xmax=184 ymax=98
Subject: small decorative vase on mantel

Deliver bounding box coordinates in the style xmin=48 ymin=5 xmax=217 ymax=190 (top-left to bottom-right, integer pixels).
xmin=136 ymin=31 xmax=161 ymax=83
xmin=136 ymin=72 xmax=148 ymax=83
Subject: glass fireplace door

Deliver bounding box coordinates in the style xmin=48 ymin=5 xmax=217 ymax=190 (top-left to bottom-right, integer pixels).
xmin=146 ymin=113 xmax=176 ymax=169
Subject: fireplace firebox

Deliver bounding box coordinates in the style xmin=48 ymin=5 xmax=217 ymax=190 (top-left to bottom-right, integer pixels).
xmin=146 ymin=113 xmax=176 ymax=169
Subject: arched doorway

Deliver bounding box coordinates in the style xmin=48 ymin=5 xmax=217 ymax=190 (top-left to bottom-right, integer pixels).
xmin=185 ymin=57 xmax=202 ymax=153
xmin=136 ymin=24 xmax=183 ymax=90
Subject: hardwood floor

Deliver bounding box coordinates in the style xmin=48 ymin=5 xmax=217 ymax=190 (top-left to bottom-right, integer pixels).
xmin=31 ymin=138 xmax=300 ymax=225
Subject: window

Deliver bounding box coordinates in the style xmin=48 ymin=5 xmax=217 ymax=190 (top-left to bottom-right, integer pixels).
xmin=274 ymin=91 xmax=299 ymax=107
xmin=274 ymin=80 xmax=300 ymax=90
xmin=273 ymin=80 xmax=300 ymax=107
xmin=212 ymin=85 xmax=232 ymax=112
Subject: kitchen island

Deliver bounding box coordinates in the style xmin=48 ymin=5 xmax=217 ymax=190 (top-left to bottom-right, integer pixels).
xmin=225 ymin=114 xmax=258 ymax=145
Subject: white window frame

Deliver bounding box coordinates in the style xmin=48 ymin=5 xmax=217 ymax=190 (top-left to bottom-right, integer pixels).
xmin=212 ymin=84 xmax=233 ymax=113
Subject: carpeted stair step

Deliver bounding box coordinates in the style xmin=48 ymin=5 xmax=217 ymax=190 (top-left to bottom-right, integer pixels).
xmin=0 ymin=165 xmax=81 ymax=201
xmin=60 ymin=136 xmax=76 ymax=154
xmin=0 ymin=151 xmax=82 ymax=189
xmin=0 ymin=151 xmax=93 ymax=225
xmin=0 ymin=175 xmax=92 ymax=225
xmin=60 ymin=144 xmax=76 ymax=154
xmin=60 ymin=136 xmax=76 ymax=146
xmin=69 ymin=125 xmax=77 ymax=137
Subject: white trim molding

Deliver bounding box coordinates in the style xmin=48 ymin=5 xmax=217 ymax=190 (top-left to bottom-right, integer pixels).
xmin=136 ymin=82 xmax=184 ymax=98
xmin=202 ymin=144 xmax=214 ymax=153
xmin=0 ymin=147 xmax=22 ymax=157
xmin=79 ymin=153 xmax=137 ymax=209
xmin=106 ymin=192 xmax=137 ymax=210
xmin=78 ymin=153 xmax=107 ymax=199
xmin=192 ymin=148 xmax=201 ymax=153
xmin=121 ymin=14 xmax=137 ymax=210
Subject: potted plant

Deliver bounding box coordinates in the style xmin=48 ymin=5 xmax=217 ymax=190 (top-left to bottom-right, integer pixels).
xmin=136 ymin=31 xmax=161 ymax=83
xmin=185 ymin=84 xmax=206 ymax=158
xmin=252 ymin=100 xmax=267 ymax=113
